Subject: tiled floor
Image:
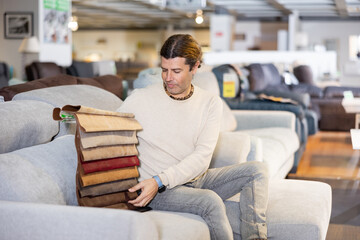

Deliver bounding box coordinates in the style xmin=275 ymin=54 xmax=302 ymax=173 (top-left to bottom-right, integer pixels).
xmin=288 ymin=131 xmax=360 ymax=239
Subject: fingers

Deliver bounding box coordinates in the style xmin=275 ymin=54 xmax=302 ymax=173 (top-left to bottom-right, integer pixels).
xmin=128 ymin=179 xmax=159 ymax=207
xmin=128 ymin=194 xmax=152 ymax=207
xmin=128 ymin=182 xmax=142 ymax=192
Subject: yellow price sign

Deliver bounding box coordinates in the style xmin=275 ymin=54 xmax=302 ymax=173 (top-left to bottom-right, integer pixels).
xmin=223 ymin=73 xmax=236 ymax=98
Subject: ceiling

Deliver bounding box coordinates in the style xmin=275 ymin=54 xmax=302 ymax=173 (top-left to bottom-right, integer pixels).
xmin=72 ymin=0 xmax=360 ymax=30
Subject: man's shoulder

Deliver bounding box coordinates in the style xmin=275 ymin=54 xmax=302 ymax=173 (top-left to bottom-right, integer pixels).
xmin=194 ymin=85 xmax=222 ymax=102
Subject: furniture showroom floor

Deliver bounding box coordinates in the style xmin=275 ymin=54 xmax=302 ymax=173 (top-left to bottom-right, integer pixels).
xmin=289 ymin=131 xmax=360 ymax=240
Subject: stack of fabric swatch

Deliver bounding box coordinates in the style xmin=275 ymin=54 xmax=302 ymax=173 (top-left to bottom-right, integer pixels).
xmin=53 ymin=105 xmax=142 ymax=210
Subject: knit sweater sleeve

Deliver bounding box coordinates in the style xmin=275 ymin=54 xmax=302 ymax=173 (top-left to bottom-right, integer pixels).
xmin=159 ymin=97 xmax=223 ymax=188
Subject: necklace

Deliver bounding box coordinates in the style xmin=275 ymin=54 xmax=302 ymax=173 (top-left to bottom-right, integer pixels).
xmin=163 ymin=83 xmax=194 ymax=101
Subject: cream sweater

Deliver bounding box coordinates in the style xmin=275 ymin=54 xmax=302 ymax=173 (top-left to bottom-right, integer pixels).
xmin=117 ymin=83 xmax=223 ymax=188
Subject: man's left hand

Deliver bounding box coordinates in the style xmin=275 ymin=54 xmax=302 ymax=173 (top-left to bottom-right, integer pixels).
xmin=128 ymin=178 xmax=158 ymax=207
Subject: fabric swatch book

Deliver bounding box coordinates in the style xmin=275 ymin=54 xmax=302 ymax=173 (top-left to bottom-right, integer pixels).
xmin=53 ymin=105 xmax=149 ymax=211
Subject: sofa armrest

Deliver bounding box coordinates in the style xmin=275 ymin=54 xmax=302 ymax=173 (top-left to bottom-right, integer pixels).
xmin=225 ymin=99 xmax=305 ymax=119
xmin=0 ymin=201 xmax=158 ymax=240
xmin=232 ymin=110 xmax=296 ymax=131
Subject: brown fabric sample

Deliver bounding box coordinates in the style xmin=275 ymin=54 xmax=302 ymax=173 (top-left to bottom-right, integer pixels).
xmin=77 ymin=190 xmax=138 ymax=207
xmin=81 ymin=155 xmax=140 ymax=174
xmin=81 ymin=144 xmax=139 ymax=161
xmin=104 ymin=202 xmax=137 ymax=210
xmin=75 ymin=113 xmax=142 ymax=132
xmin=79 ymin=178 xmax=138 ymax=198
xmin=79 ymin=165 xmax=139 ymax=187
xmin=79 ymin=130 xmax=138 ymax=149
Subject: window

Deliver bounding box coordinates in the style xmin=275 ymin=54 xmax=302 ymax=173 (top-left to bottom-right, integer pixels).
xmin=349 ymin=35 xmax=360 ymax=60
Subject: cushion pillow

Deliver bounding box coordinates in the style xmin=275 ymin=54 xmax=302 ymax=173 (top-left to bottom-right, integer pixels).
xmin=0 ymin=100 xmax=59 ymax=154
xmin=210 ymin=132 xmax=251 ymax=168
xmin=0 ymin=135 xmax=77 ymax=205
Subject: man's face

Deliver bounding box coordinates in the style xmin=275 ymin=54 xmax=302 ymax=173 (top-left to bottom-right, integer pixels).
xmin=161 ymin=57 xmax=199 ymax=98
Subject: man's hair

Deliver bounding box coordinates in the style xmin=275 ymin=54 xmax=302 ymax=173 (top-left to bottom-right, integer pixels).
xmin=160 ymin=34 xmax=202 ymax=70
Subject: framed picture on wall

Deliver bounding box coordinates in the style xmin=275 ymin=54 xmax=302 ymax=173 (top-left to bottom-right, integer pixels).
xmin=4 ymin=12 xmax=33 ymax=39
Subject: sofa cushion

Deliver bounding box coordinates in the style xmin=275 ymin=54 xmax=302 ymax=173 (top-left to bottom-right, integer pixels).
xmin=225 ymin=179 xmax=332 ymax=240
xmin=247 ymin=64 xmax=283 ymax=92
xmin=221 ymin=100 xmax=238 ymax=132
xmin=145 ymin=211 xmax=210 ymax=240
xmin=0 ymin=135 xmax=77 ymax=205
xmin=210 ymin=132 xmax=251 ymax=169
xmin=241 ymin=127 xmax=299 ymax=178
xmin=0 ymin=100 xmax=59 ymax=154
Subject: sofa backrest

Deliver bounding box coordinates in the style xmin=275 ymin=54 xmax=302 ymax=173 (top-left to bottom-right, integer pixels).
xmin=0 ymin=74 xmax=124 ymax=101
xmin=0 ymin=62 xmax=9 ymax=89
xmin=13 ymin=84 xmax=123 ymax=137
xmin=25 ymin=61 xmax=67 ymax=81
xmin=0 ymin=100 xmax=59 ymax=154
xmin=247 ymin=63 xmax=284 ymax=92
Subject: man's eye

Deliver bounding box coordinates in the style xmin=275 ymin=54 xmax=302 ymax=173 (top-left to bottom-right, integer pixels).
xmin=174 ymin=71 xmax=181 ymax=74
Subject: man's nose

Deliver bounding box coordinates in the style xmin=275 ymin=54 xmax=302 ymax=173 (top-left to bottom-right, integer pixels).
xmin=165 ymin=72 xmax=173 ymax=82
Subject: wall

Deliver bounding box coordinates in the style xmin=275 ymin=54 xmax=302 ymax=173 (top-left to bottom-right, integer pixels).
xmin=0 ymin=0 xmax=39 ymax=78
xmin=72 ymin=29 xmax=210 ymax=68
xmin=302 ymin=21 xmax=360 ymax=86
xmin=0 ymin=0 xmax=71 ymax=80
xmin=233 ymin=21 xmax=261 ymax=51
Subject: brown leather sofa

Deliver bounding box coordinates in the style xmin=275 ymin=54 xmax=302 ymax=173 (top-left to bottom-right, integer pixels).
xmin=25 ymin=62 xmax=67 ymax=81
xmin=0 ymin=62 xmax=10 ymax=88
xmin=292 ymin=65 xmax=360 ymax=131
xmin=0 ymin=74 xmax=124 ymax=101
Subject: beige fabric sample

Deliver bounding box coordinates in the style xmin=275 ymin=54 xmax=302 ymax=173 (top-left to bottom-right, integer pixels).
xmin=80 ymin=130 xmax=138 ymax=149
xmin=75 ymin=113 xmax=142 ymax=132
xmin=62 ymin=105 xmax=134 ymax=117
xmin=81 ymin=144 xmax=138 ymax=161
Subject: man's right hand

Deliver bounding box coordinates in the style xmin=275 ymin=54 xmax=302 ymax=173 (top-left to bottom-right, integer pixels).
xmin=128 ymin=178 xmax=158 ymax=207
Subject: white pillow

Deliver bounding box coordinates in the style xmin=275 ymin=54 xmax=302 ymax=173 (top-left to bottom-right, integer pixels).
xmin=220 ymin=100 xmax=237 ymax=132
xmin=210 ymin=131 xmax=251 ymax=168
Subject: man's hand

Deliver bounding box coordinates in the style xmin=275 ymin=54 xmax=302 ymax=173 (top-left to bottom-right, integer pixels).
xmin=128 ymin=178 xmax=158 ymax=207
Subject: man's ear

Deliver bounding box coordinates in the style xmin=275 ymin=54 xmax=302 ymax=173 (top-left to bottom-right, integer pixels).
xmin=191 ymin=61 xmax=201 ymax=74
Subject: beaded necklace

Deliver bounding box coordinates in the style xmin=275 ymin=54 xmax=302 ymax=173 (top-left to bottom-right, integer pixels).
xmin=163 ymin=83 xmax=194 ymax=101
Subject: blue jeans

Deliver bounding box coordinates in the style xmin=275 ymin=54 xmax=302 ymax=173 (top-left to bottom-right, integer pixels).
xmin=148 ymin=161 xmax=269 ymax=240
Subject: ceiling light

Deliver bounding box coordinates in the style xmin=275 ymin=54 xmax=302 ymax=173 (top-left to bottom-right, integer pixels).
xmin=195 ymin=15 xmax=204 ymax=24
xmin=195 ymin=9 xmax=204 ymax=24
xmin=68 ymin=16 xmax=78 ymax=31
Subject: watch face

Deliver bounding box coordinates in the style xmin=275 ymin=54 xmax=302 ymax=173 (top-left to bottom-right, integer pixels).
xmin=158 ymin=185 xmax=166 ymax=193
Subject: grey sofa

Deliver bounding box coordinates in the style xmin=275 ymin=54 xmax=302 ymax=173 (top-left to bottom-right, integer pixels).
xmin=0 ymin=82 xmax=332 ymax=239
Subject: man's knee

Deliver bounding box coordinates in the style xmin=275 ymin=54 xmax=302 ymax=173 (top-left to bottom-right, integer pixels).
xmin=200 ymin=190 xmax=226 ymax=216
xmin=248 ymin=161 xmax=269 ymax=179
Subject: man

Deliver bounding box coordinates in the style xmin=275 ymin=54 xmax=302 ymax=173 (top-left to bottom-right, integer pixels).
xmin=117 ymin=34 xmax=268 ymax=240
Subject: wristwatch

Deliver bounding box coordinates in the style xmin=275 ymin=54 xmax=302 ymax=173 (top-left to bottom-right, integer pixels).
xmin=153 ymin=175 xmax=166 ymax=193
